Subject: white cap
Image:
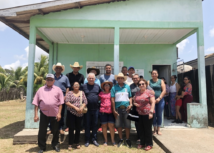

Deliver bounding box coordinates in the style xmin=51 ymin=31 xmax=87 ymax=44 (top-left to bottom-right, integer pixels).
xmin=46 ymin=74 xmax=54 ymax=79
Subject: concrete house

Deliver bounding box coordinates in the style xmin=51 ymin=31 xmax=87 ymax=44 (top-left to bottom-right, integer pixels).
xmin=0 ymin=0 xmax=207 ymax=132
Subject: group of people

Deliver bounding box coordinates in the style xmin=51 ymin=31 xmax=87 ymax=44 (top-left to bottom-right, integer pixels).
xmin=33 ymin=62 xmax=192 ymax=153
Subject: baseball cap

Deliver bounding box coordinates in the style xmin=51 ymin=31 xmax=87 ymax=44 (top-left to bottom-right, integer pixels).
xmin=128 ymin=66 xmax=135 ymax=70
xmin=46 ymin=74 xmax=54 ymax=79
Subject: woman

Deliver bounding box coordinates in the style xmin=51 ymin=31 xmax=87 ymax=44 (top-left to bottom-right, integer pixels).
xmin=160 ymin=77 xmax=170 ymax=119
xmin=65 ymin=82 xmax=87 ymax=150
xmin=169 ymin=75 xmax=180 ymax=118
xmin=148 ymin=70 xmax=166 ymax=135
xmin=178 ymin=76 xmax=193 ymax=122
xmin=99 ymin=81 xmax=115 ymax=146
xmin=134 ymin=79 xmax=156 ymax=151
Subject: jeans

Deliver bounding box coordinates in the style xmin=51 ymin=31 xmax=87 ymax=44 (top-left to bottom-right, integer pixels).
xmin=153 ymin=98 xmax=165 ymax=127
xmin=85 ymin=109 xmax=99 ymax=142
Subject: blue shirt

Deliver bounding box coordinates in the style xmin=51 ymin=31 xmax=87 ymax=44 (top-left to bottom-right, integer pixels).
xmin=84 ymin=78 xmax=101 ymax=87
xmin=111 ymin=83 xmax=132 ymax=108
xmin=54 ymin=74 xmax=71 ymax=94
xmin=100 ymin=74 xmax=116 ymax=85
xmin=81 ymin=83 xmax=101 ymax=110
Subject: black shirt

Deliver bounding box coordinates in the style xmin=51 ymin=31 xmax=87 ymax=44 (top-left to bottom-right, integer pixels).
xmin=81 ymin=83 xmax=101 ymax=111
xmin=66 ymin=72 xmax=85 ymax=90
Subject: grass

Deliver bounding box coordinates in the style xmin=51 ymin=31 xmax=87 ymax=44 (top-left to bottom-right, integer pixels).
xmin=0 ymin=100 xmax=164 ymax=153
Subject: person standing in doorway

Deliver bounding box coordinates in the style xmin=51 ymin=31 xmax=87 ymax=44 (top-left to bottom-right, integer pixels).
xmin=125 ymin=67 xmax=135 ymax=86
xmin=50 ymin=63 xmax=71 ymax=135
xmin=111 ymin=73 xmax=132 ymax=148
xmin=148 ymin=70 xmax=166 ymax=135
xmin=100 ymin=64 xmax=116 ymax=85
xmin=121 ymin=66 xmax=128 ymax=76
xmin=66 ymin=62 xmax=85 ymax=90
xmin=84 ymin=67 xmax=101 ymax=86
xmin=33 ymin=74 xmax=64 ymax=153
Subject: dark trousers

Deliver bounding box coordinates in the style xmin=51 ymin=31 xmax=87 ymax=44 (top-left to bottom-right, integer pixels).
xmin=67 ymin=111 xmax=83 ymax=145
xmin=164 ymin=96 xmax=170 ymax=117
xmin=181 ymin=95 xmax=193 ymax=122
xmin=59 ymin=103 xmax=65 ymax=130
xmin=38 ymin=111 xmax=59 ymax=150
xmin=138 ymin=115 xmax=154 ymax=146
xmin=135 ymin=121 xmax=140 ymax=140
xmin=85 ymin=109 xmax=99 ymax=142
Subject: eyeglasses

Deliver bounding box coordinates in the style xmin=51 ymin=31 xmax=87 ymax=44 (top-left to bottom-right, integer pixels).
xmin=138 ymin=83 xmax=145 ymax=86
xmin=104 ymin=84 xmax=110 ymax=87
xmin=46 ymin=79 xmax=54 ymax=82
xmin=73 ymin=85 xmax=80 ymax=87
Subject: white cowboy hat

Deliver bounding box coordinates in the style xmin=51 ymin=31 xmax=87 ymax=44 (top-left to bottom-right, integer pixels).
xmin=114 ymin=72 xmax=127 ymax=81
xmin=52 ymin=63 xmax=65 ymax=72
xmin=70 ymin=62 xmax=83 ymax=69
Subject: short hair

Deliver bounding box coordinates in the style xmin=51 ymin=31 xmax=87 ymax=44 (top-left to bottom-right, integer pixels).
xmin=87 ymin=73 xmax=95 ymax=79
xmin=105 ymin=64 xmax=112 ymax=68
xmin=132 ymin=73 xmax=140 ymax=78
xmin=122 ymin=66 xmax=127 ymax=70
xmin=138 ymin=79 xmax=148 ymax=87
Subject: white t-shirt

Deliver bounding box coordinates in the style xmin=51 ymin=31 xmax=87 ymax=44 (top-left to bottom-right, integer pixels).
xmin=125 ymin=76 xmax=133 ymax=86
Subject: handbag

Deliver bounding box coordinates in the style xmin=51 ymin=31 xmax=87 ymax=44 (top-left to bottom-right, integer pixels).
xmin=80 ymin=91 xmax=88 ymax=113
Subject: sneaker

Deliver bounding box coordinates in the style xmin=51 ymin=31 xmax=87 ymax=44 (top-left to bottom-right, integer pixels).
xmin=171 ymin=119 xmax=177 ymax=123
xmin=177 ymin=119 xmax=183 ymax=124
xmin=126 ymin=139 xmax=132 ymax=148
xmin=93 ymin=140 xmax=99 ymax=147
xmin=98 ymin=128 xmax=102 ymax=132
xmin=117 ymin=139 xmax=124 ymax=148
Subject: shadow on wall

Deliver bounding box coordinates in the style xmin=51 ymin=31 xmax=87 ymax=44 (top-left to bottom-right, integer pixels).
xmin=178 ymin=65 xmax=214 ymax=127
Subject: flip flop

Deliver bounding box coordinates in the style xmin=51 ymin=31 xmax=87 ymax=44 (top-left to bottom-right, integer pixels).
xmin=144 ymin=146 xmax=152 ymax=151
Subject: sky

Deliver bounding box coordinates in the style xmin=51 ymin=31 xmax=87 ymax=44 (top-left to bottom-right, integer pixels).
xmin=0 ymin=0 xmax=214 ymax=70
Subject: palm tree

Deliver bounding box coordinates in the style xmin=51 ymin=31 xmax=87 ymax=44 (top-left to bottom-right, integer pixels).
xmin=34 ymin=55 xmax=48 ymax=85
xmin=0 ymin=73 xmax=15 ymax=91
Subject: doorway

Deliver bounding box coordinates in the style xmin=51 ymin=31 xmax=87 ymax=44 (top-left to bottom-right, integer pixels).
xmin=152 ymin=65 xmax=171 ymax=84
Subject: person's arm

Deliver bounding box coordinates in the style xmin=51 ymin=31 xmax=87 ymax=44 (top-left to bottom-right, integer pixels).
xmin=56 ymin=105 xmax=62 ymax=122
xmin=34 ymin=106 xmax=39 ymax=122
xmin=111 ymin=87 xmax=119 ymax=118
xmin=149 ymin=96 xmax=156 ymax=119
xmin=32 ymin=90 xmax=39 ymax=122
xmin=147 ymin=85 xmax=155 ymax=95
xmin=175 ymin=83 xmax=180 ymax=96
xmin=81 ymin=74 xmax=85 ymax=85
xmin=156 ymin=80 xmax=166 ymax=103
xmin=126 ymin=86 xmax=133 ymax=112
xmin=84 ymin=78 xmax=87 ymax=84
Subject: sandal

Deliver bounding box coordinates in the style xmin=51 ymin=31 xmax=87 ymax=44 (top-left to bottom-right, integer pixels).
xmin=76 ymin=144 xmax=80 ymax=149
xmin=68 ymin=145 xmax=72 ymax=151
xmin=112 ymin=142 xmax=116 ymax=146
xmin=136 ymin=139 xmax=140 ymax=144
xmin=137 ymin=145 xmax=144 ymax=149
xmin=144 ymin=146 xmax=152 ymax=151
xmin=103 ymin=142 xmax=107 ymax=146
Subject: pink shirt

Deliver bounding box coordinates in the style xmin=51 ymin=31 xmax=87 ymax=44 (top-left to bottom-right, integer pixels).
xmin=99 ymin=91 xmax=112 ymax=114
xmin=134 ymin=90 xmax=155 ymax=115
xmin=32 ymin=85 xmax=64 ymax=117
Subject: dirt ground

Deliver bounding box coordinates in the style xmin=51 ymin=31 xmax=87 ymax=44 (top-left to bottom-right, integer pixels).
xmin=0 ymin=100 xmax=164 ymax=153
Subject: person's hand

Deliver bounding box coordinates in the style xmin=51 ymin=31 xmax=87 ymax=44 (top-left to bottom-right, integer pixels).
xmin=113 ymin=110 xmax=119 ymax=119
xmin=56 ymin=113 xmax=61 ymax=122
xmin=64 ymin=96 xmax=66 ymax=100
xmin=34 ymin=115 xmax=39 ymax=122
xmin=76 ymin=108 xmax=82 ymax=114
xmin=134 ymin=103 xmax=140 ymax=107
xmin=79 ymin=107 xmax=83 ymax=114
xmin=149 ymin=113 xmax=153 ymax=119
xmin=156 ymin=98 xmax=160 ymax=103
xmin=126 ymin=105 xmax=132 ymax=113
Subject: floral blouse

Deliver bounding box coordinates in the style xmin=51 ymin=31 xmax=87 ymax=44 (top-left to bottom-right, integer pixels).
xmin=183 ymin=83 xmax=192 ymax=96
xmin=65 ymin=91 xmax=88 ymax=117
xmin=134 ymin=90 xmax=155 ymax=115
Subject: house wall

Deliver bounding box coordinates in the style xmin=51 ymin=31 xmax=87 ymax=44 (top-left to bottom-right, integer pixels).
xmin=57 ymin=44 xmax=177 ymax=79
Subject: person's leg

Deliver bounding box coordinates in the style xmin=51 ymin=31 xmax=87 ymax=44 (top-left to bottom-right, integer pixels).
xmin=144 ymin=115 xmax=154 ymax=147
xmin=50 ymin=116 xmax=60 ymax=147
xmin=59 ymin=103 xmax=65 ymax=131
xmin=156 ymin=98 xmax=165 ymax=135
xmin=91 ymin=109 xmax=99 ymax=142
xmin=176 ymin=106 xmax=181 ymax=120
xmin=135 ymin=121 xmax=140 ymax=140
xmin=38 ymin=111 xmax=49 ymax=150
xmin=123 ymin=109 xmax=131 ymax=140
xmin=67 ymin=111 xmax=75 ymax=145
xmin=102 ymin=123 xmax=108 ymax=143
xmin=85 ymin=110 xmax=92 ymax=143
xmin=108 ymin=123 xmax=115 ymax=143
xmin=138 ymin=115 xmax=145 ymax=146
xmin=74 ymin=116 xmax=83 ymax=145
xmin=153 ymin=104 xmax=158 ymax=134
xmin=115 ymin=108 xmax=123 ymax=139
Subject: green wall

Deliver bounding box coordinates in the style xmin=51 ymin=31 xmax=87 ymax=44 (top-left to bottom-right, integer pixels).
xmin=58 ymin=44 xmax=176 ymax=79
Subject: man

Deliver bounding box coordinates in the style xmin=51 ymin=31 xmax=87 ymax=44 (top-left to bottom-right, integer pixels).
xmin=33 ymin=74 xmax=64 ymax=153
xmin=121 ymin=66 xmax=128 ymax=76
xmin=129 ymin=74 xmax=155 ymax=144
xmin=100 ymin=64 xmax=116 ymax=85
xmin=82 ymin=73 xmax=101 ymax=147
xmin=111 ymin=73 xmax=132 ymax=148
xmin=84 ymin=66 xmax=101 ymax=86
xmin=125 ymin=66 xmax=135 ymax=86
xmin=66 ymin=62 xmax=84 ymax=90
xmin=51 ymin=63 xmax=70 ymax=135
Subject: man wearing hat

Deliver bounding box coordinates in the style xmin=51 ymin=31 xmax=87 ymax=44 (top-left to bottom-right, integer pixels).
xmin=111 ymin=73 xmax=132 ymax=148
xmin=125 ymin=66 xmax=135 ymax=86
xmin=51 ymin=63 xmax=71 ymax=134
xmin=84 ymin=66 xmax=101 ymax=86
xmin=33 ymin=74 xmax=64 ymax=153
xmin=66 ymin=62 xmax=85 ymax=90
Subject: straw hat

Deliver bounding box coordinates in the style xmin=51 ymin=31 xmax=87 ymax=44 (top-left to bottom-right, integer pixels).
xmin=114 ymin=72 xmax=127 ymax=81
xmin=70 ymin=62 xmax=83 ymax=69
xmin=52 ymin=63 xmax=65 ymax=72
xmin=87 ymin=67 xmax=100 ymax=76
xmin=101 ymin=81 xmax=113 ymax=90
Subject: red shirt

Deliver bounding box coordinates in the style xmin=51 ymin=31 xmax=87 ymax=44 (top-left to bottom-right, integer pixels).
xmin=134 ymin=89 xmax=155 ymax=115
xmin=32 ymin=85 xmax=64 ymax=117
xmin=99 ymin=91 xmax=112 ymax=114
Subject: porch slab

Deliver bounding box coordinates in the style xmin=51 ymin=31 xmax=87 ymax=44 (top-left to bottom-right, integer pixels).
xmin=153 ymin=127 xmax=214 ymax=153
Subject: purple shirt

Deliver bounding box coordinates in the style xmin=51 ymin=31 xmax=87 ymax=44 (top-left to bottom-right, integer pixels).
xmin=32 ymin=85 xmax=64 ymax=117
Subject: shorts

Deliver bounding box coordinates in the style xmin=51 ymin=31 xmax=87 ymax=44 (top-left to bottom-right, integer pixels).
xmin=175 ymin=99 xmax=182 ymax=107
xmin=99 ymin=112 xmax=115 ymax=124
xmin=115 ymin=107 xmax=131 ymax=129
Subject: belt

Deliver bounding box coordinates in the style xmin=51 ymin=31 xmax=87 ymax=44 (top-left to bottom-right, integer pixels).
xmin=119 ymin=105 xmax=126 ymax=109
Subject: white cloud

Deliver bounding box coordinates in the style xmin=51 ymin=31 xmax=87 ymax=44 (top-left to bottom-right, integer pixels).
xmin=3 ymin=60 xmax=21 ymax=70
xmin=14 ymin=54 xmax=26 ymax=60
xmin=206 ymin=47 xmax=214 ymax=54
xmin=210 ymin=28 xmax=214 ymax=38
xmin=176 ymin=39 xmax=189 ymax=53
xmin=22 ymin=63 xmax=28 ymax=69
xmin=0 ymin=22 xmax=8 ymax=31
xmin=25 ymin=46 xmax=48 ymax=62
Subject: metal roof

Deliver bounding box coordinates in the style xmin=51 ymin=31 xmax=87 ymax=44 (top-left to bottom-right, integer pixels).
xmin=0 ymin=0 xmax=125 ymax=52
